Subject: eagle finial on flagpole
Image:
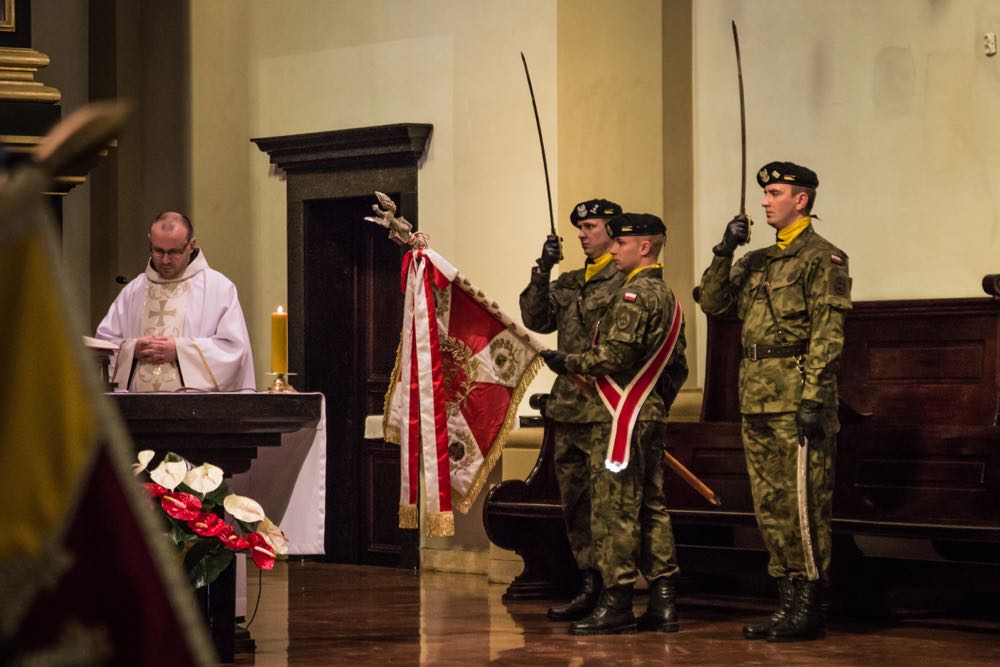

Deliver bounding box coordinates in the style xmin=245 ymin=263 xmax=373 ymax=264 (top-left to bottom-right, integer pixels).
xmin=365 ymin=191 xmax=426 ymax=248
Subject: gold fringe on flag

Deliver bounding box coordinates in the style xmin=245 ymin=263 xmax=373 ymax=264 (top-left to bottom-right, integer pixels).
xmin=426 ymin=511 xmax=455 ymax=538
xmin=382 ymin=340 xmax=403 ymax=445
xmin=398 ymin=503 xmax=419 ymax=530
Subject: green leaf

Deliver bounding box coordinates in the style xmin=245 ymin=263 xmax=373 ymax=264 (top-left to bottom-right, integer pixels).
xmin=177 ymin=482 xmax=197 ymax=496
xmin=163 ymin=452 xmax=187 ymax=464
xmin=203 ymin=482 xmax=230 ymax=509
xmin=166 ymin=516 xmax=198 ymax=546
xmin=235 ymin=519 xmax=259 ymax=534
xmin=185 ymin=540 xmax=234 ymax=589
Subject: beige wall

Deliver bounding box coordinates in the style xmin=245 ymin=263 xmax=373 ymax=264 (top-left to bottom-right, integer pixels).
xmin=190 ymin=0 xmax=559 ymax=395
xmin=690 ymin=0 xmax=1000 ymax=384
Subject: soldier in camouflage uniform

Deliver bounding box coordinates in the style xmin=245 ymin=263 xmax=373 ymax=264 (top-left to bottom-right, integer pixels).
xmin=520 ymin=198 xmax=626 ymax=622
xmin=698 ymin=162 xmax=852 ymax=642
xmin=542 ymin=213 xmax=688 ymax=635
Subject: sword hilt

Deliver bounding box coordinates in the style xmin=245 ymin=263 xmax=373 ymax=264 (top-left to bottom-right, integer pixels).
xmin=546 ymin=233 xmax=564 ymax=262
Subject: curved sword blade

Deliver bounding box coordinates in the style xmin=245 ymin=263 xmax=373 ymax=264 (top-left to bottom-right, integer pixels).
xmin=732 ymin=20 xmax=747 ymax=218
xmin=521 ymin=52 xmax=557 ymax=238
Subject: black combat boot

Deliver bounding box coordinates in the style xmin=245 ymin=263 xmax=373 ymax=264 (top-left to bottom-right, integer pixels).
xmin=568 ymin=585 xmax=637 ymax=635
xmin=743 ymin=577 xmax=795 ymax=639
xmin=548 ymin=569 xmax=602 ymax=621
xmin=637 ymin=576 xmax=679 ymax=632
xmin=767 ymin=579 xmax=824 ymax=642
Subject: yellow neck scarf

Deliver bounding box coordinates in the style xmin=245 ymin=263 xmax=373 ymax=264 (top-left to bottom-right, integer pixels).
xmin=585 ymin=252 xmax=614 ymax=282
xmin=776 ymin=216 xmax=811 ymax=250
xmin=626 ymin=263 xmax=663 ymax=283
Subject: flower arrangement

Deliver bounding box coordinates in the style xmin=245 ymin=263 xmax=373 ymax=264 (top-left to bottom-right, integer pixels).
xmin=133 ymin=450 xmax=288 ymax=588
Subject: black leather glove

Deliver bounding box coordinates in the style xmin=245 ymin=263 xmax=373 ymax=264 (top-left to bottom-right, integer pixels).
xmin=535 ymin=235 xmax=562 ymax=273
xmin=796 ymin=399 xmax=824 ymax=444
xmin=540 ymin=349 xmax=568 ymax=375
xmin=712 ymin=215 xmax=750 ymax=256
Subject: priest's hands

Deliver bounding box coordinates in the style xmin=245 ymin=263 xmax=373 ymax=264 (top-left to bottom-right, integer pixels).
xmin=136 ymin=335 xmax=177 ymax=364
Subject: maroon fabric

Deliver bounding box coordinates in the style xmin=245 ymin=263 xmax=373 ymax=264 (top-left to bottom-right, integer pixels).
xmin=13 ymin=444 xmax=210 ymax=665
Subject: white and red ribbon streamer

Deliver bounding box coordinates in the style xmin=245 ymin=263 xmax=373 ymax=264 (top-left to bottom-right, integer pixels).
xmin=595 ymin=299 xmax=683 ymax=472
xmin=397 ymin=248 xmax=458 ymax=528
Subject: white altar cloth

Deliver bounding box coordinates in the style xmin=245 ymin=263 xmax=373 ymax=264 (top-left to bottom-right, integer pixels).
xmin=229 ymin=393 xmax=326 ymax=555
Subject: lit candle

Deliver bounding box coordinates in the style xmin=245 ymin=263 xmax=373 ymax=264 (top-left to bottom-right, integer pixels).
xmin=271 ymin=305 xmax=288 ymax=374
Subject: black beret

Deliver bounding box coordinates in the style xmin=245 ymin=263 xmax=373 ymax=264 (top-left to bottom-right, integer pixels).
xmin=606 ymin=213 xmax=666 ymax=238
xmin=569 ymin=198 xmax=623 ymax=227
xmin=756 ymin=161 xmax=819 ymax=189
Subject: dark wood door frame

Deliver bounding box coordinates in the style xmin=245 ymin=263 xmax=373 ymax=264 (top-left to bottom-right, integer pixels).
xmin=253 ymin=124 xmax=431 ymax=564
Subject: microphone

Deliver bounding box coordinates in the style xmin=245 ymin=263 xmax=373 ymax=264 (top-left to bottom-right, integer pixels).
xmin=116 ymin=275 xmax=129 ymax=285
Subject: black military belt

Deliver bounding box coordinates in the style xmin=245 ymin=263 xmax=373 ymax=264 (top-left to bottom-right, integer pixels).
xmin=743 ymin=341 xmax=808 ymax=361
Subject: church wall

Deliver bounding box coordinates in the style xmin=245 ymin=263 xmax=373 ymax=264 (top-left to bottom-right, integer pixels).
xmin=690 ymin=0 xmax=1000 ymax=385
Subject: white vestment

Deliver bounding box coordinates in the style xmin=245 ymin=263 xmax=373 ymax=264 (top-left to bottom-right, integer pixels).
xmin=97 ymin=249 xmax=256 ymax=392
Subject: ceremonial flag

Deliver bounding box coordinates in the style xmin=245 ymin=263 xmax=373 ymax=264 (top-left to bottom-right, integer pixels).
xmin=383 ymin=247 xmax=543 ymax=537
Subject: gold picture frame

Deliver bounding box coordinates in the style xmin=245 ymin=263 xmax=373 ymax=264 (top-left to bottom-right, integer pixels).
xmin=0 ymin=0 xmax=14 ymax=32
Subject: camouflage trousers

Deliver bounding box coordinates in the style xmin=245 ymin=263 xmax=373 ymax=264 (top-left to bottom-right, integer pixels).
xmin=589 ymin=421 xmax=679 ymax=587
xmin=553 ymin=422 xmax=598 ymax=570
xmin=554 ymin=422 xmax=679 ymax=584
xmin=741 ymin=410 xmax=838 ymax=581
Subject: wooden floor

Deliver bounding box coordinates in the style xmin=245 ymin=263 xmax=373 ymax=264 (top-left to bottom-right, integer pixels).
xmin=235 ymin=561 xmax=1000 ymax=666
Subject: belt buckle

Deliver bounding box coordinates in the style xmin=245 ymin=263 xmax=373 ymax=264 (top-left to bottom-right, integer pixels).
xmin=749 ymin=344 xmax=758 ymax=361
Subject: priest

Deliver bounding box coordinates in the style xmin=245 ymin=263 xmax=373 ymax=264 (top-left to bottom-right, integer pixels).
xmin=97 ymin=211 xmax=255 ymax=392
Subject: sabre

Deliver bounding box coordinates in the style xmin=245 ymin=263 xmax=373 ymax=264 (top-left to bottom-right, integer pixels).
xmin=521 ymin=52 xmax=562 ymax=259
xmin=731 ymin=20 xmax=753 ymax=243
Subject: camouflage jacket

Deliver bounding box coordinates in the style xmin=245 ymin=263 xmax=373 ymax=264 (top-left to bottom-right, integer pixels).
xmin=699 ymin=224 xmax=852 ymax=414
xmin=563 ymin=268 xmax=689 ymax=424
xmin=520 ymin=260 xmax=625 ymax=422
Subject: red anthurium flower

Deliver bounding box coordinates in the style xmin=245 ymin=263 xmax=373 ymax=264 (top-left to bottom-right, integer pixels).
xmin=188 ymin=512 xmax=227 ymax=537
xmin=247 ymin=533 xmax=276 ymax=570
xmin=144 ymin=482 xmax=169 ymax=497
xmin=160 ymin=492 xmax=202 ymax=521
xmin=217 ymin=524 xmax=249 ymax=551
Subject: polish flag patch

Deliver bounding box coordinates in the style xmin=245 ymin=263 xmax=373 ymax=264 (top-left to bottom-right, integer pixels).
xmin=623 ymin=292 xmax=637 ymax=302
xmin=830 ymin=254 xmax=844 ymax=265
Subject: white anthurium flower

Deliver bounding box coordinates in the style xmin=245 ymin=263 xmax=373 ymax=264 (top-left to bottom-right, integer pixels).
xmin=258 ymin=518 xmax=289 ymax=555
xmin=183 ymin=463 xmax=224 ymax=495
xmin=223 ymin=494 xmax=266 ymax=523
xmin=150 ymin=458 xmax=188 ymax=491
xmin=132 ymin=450 xmax=155 ymax=476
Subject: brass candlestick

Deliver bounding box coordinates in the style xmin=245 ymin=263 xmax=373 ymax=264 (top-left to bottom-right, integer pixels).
xmin=265 ymin=372 xmax=298 ymax=393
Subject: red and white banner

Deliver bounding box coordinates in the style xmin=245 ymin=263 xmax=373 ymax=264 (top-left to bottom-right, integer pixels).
xmin=384 ymin=248 xmax=543 ymax=537
xmin=595 ymin=299 xmax=683 ymax=472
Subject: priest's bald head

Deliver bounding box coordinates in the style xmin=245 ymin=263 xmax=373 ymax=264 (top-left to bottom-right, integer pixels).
xmin=149 ymin=211 xmax=197 ymax=280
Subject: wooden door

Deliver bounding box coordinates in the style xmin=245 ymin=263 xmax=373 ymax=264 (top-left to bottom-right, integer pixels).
xmin=302 ymin=194 xmax=412 ymax=565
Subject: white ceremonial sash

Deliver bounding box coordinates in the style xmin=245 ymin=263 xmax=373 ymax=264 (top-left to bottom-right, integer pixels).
xmin=595 ymin=298 xmax=683 ymax=472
